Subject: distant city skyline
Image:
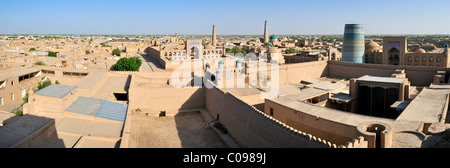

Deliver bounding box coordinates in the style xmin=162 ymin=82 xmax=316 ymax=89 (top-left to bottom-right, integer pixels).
xmin=1 ymin=0 xmax=450 ymax=35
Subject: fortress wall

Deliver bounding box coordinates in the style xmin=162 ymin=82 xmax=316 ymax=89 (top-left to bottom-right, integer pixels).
xmin=264 ymin=99 xmax=358 ymax=146
xmin=279 ymin=60 xmax=329 ymax=85
xmin=12 ymin=119 xmax=56 ymax=148
xmin=145 ymin=47 xmax=168 ymax=70
xmin=328 ymin=60 xmax=449 ymax=86
xmin=128 ymin=86 xmax=205 ymax=116
xmin=205 ymin=80 xmax=338 ymax=148
xmin=76 ymin=72 xmax=109 ymax=97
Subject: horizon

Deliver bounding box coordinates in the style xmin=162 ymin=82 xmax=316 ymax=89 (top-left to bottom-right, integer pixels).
xmin=2 ymin=34 xmax=450 ymax=36
xmin=1 ymin=0 xmax=450 ymax=35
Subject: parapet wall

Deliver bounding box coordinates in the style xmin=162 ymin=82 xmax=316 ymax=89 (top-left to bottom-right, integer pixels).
xmin=328 ymin=60 xmax=449 ymax=86
xmin=127 ymin=75 xmax=205 ymax=115
xmin=278 ymin=60 xmax=329 ymax=85
xmin=264 ymin=98 xmax=359 ymax=145
xmin=204 ymin=80 xmax=357 ymax=148
xmin=12 ymin=118 xmax=56 ymax=148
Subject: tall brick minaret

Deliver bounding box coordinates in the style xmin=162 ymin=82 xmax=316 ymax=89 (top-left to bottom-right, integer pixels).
xmin=264 ymin=20 xmax=269 ymax=44
xmin=212 ymin=25 xmax=217 ymax=48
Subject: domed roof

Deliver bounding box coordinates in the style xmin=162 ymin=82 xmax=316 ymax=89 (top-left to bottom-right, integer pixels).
xmin=270 ymin=35 xmax=278 ymax=41
xmin=366 ymin=40 xmax=380 ymax=47
xmin=218 ymin=60 xmax=224 ymax=64
xmin=236 ymin=59 xmax=241 ymax=63
xmin=204 ymin=44 xmax=213 ymax=49
xmin=415 ymin=48 xmax=426 ymax=53
xmin=365 ymin=40 xmax=380 ymax=51
xmin=267 ymin=47 xmax=280 ymax=53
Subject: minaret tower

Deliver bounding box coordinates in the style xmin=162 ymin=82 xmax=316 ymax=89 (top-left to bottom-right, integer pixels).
xmin=264 ymin=20 xmax=269 ymax=44
xmin=212 ymin=25 xmax=217 ymax=48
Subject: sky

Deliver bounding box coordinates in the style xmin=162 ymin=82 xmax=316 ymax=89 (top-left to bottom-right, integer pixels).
xmin=1 ymin=0 xmax=449 ymax=35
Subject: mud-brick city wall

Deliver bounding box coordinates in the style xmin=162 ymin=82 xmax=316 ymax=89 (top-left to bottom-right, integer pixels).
xmin=128 ymin=86 xmax=205 ymax=116
xmin=264 ymin=60 xmax=329 ymax=85
xmin=264 ymin=98 xmax=358 ymax=146
xmin=205 ymin=83 xmax=333 ymax=148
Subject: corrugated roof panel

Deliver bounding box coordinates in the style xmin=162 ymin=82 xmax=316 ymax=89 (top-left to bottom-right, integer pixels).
xmin=65 ymin=96 xmax=127 ymax=122
xmin=65 ymin=97 xmax=103 ymax=116
xmin=95 ymin=100 xmax=128 ymax=122
xmin=35 ymin=84 xmax=77 ymax=98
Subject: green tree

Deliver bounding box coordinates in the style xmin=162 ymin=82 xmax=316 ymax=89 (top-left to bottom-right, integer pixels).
xmin=34 ymin=61 xmax=45 ymax=66
xmin=48 ymin=51 xmax=57 ymax=57
xmin=285 ymin=47 xmax=298 ymax=54
xmin=230 ymin=46 xmax=241 ymax=55
xmin=112 ymin=48 xmax=121 ymax=56
xmin=22 ymin=79 xmax=52 ymax=105
xmin=241 ymin=50 xmax=247 ymax=56
xmin=29 ymin=48 xmax=36 ymax=52
xmin=37 ymin=79 xmax=52 ymax=90
xmin=85 ymin=50 xmax=90 ymax=55
xmin=114 ymin=56 xmax=142 ymax=71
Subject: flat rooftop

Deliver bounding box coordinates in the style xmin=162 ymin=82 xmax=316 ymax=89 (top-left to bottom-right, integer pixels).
xmin=274 ymin=88 xmax=329 ymax=103
xmin=357 ymin=75 xmax=407 ymax=84
xmin=305 ymin=81 xmax=347 ymax=91
xmin=34 ymin=84 xmax=77 ymax=98
xmin=397 ymin=87 xmax=450 ymax=123
xmin=0 ymin=67 xmax=40 ymax=81
xmin=269 ymin=91 xmax=395 ymax=128
xmin=65 ymin=97 xmax=128 ymax=122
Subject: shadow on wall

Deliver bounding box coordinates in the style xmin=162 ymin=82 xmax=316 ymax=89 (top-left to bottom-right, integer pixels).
xmin=172 ymin=88 xmax=227 ymax=148
xmin=140 ymin=53 xmax=165 ymax=70
xmin=173 ymin=111 xmax=227 ymax=148
xmin=179 ymin=88 xmax=205 ymax=110
xmin=0 ymin=113 xmax=65 ymax=148
xmin=123 ymin=75 xmax=132 ymax=91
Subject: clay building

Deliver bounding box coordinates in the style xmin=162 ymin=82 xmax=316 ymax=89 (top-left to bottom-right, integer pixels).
xmin=364 ymin=37 xmax=450 ymax=67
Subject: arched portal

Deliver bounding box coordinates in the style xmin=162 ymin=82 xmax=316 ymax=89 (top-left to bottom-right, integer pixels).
xmin=388 ymin=47 xmax=400 ymax=65
xmin=186 ymin=39 xmax=203 ymax=60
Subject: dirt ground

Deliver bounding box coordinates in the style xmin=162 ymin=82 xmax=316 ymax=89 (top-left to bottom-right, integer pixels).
xmin=127 ymin=112 xmax=227 ymax=148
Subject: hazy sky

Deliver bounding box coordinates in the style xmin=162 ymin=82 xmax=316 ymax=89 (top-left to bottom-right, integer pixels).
xmin=1 ymin=0 xmax=449 ymax=35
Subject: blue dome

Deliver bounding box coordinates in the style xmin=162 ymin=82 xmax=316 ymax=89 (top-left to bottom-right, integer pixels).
xmin=270 ymin=35 xmax=278 ymax=40
xmin=236 ymin=59 xmax=241 ymax=63
xmin=218 ymin=60 xmax=224 ymax=64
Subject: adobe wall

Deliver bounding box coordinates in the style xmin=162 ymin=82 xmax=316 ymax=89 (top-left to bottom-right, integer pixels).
xmin=0 ymin=76 xmax=41 ymax=108
xmin=27 ymin=88 xmax=79 ymax=114
xmin=328 ymin=60 xmax=449 ymax=86
xmin=204 ymin=80 xmax=351 ymax=148
xmin=12 ymin=118 xmax=56 ymax=148
xmin=264 ymin=99 xmax=357 ymax=145
xmin=127 ymin=74 xmax=205 ymax=115
xmin=277 ymin=60 xmax=329 ymax=85
xmin=145 ymin=47 xmax=168 ymax=70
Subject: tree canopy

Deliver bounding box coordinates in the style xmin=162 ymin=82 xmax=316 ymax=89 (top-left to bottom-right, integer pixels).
xmin=48 ymin=51 xmax=57 ymax=57
xmin=114 ymin=56 xmax=142 ymax=71
xmin=226 ymin=46 xmax=247 ymax=56
xmin=284 ymin=47 xmax=299 ymax=54
xmin=112 ymin=48 xmax=121 ymax=56
xmin=34 ymin=61 xmax=45 ymax=66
